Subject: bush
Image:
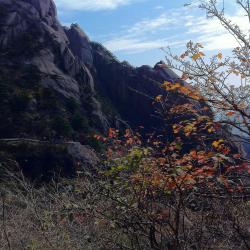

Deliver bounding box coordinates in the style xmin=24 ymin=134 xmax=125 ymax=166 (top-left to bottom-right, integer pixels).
xmin=66 ymin=97 xmax=80 ymax=114
xmin=53 ymin=116 xmax=72 ymax=137
xmin=11 ymin=91 xmax=32 ymax=112
xmin=71 ymin=113 xmax=89 ymax=132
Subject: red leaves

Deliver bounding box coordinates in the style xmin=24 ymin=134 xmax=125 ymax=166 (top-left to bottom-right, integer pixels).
xmin=233 ymin=154 xmax=241 ymax=159
xmin=226 ymin=111 xmax=235 ymax=117
xmin=100 ymin=108 xmax=247 ymax=197
xmin=108 ymin=128 xmax=118 ymax=139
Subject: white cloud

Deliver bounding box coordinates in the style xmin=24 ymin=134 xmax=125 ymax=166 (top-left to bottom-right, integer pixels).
xmin=54 ymin=0 xmax=135 ymax=11
xmin=187 ymin=9 xmax=249 ymax=50
xmin=103 ymin=11 xmax=183 ymax=53
xmin=103 ymin=2 xmax=249 ymax=54
xmin=154 ymin=6 xmax=164 ymax=10
xmin=104 ymin=37 xmax=184 ymax=54
xmin=127 ymin=14 xmax=177 ymax=34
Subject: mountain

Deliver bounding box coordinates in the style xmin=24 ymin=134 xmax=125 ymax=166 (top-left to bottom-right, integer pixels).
xmin=0 ymin=0 xmax=210 ymax=180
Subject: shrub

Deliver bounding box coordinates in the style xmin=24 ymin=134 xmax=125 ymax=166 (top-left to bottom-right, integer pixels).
xmin=71 ymin=113 xmax=89 ymax=132
xmin=53 ymin=116 xmax=72 ymax=137
xmin=11 ymin=91 xmax=32 ymax=112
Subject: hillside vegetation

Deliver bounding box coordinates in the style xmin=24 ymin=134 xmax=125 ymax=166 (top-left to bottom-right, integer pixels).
xmin=0 ymin=0 xmax=250 ymax=249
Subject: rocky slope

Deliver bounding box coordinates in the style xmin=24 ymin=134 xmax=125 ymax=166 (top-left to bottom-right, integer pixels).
xmin=0 ymin=0 xmax=210 ymax=179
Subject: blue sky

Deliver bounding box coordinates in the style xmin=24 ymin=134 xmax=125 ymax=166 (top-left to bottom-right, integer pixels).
xmin=55 ymin=0 xmax=247 ymax=67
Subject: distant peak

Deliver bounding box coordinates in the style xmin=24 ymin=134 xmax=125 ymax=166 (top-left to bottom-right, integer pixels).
xmin=154 ymin=61 xmax=167 ymax=68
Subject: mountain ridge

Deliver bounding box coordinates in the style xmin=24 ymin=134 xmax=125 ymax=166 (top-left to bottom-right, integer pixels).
xmin=0 ymin=0 xmax=211 ymax=179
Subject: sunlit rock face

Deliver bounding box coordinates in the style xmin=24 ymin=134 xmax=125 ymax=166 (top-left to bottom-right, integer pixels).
xmin=0 ymin=0 xmax=196 ymax=132
xmin=26 ymin=0 xmax=57 ymax=19
xmin=0 ymin=0 xmax=216 ymax=178
xmin=0 ymin=0 xmax=107 ymax=130
xmin=64 ymin=24 xmax=93 ymax=67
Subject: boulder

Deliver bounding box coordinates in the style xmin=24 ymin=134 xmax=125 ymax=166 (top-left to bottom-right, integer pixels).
xmin=67 ymin=142 xmax=99 ymax=169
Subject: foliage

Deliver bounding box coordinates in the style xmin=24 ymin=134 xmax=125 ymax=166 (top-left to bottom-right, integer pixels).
xmin=164 ymin=0 xmax=250 ymax=145
xmin=91 ymin=42 xmax=119 ymax=62
xmin=93 ymin=106 xmax=250 ymax=248
xmin=89 ymin=2 xmax=250 ymax=248
xmin=1 ymin=169 xmax=250 ymax=250
xmin=71 ymin=113 xmax=90 ymax=132
xmin=0 ymin=1 xmax=250 ymax=249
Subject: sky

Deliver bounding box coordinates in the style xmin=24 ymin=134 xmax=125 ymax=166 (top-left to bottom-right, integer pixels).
xmin=54 ymin=0 xmax=248 ymax=67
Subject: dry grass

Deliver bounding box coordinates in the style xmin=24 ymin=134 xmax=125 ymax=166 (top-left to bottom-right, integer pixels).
xmin=0 ymin=172 xmax=250 ymax=250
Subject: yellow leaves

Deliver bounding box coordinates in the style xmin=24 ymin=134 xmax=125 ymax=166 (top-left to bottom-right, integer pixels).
xmin=240 ymin=58 xmax=250 ymax=63
xmin=172 ymin=83 xmax=182 ymax=89
xmin=212 ymin=139 xmax=224 ymax=149
xmin=162 ymin=81 xmax=182 ymax=91
xmin=178 ymin=85 xmax=202 ymax=101
xmin=173 ymin=122 xmax=197 ymax=136
xmin=184 ymin=124 xmax=196 ymax=136
xmin=155 ymin=95 xmax=163 ymax=102
xmin=207 ymin=127 xmax=214 ymax=133
xmin=217 ymin=53 xmax=223 ymax=60
xmin=192 ymin=52 xmax=205 ymax=60
xmin=162 ymin=80 xmax=202 ymax=101
xmin=192 ymin=54 xmax=200 ymax=61
xmin=172 ymin=125 xmax=180 ymax=134
xmin=229 ymin=69 xmax=240 ymax=76
xmin=161 ymin=81 xmax=172 ymax=90
xmin=170 ymin=103 xmax=196 ymax=115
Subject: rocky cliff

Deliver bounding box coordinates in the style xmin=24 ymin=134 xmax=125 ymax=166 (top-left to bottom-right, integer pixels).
xmin=0 ymin=0 xmax=210 ymax=179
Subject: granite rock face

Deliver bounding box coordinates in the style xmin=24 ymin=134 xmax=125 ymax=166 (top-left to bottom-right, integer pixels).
xmin=91 ymin=43 xmax=201 ymax=130
xmin=0 ymin=0 xmax=107 ymax=130
xmin=0 ymin=0 xmax=193 ymax=132
xmin=0 ymin=0 xmax=213 ymax=177
xmin=65 ymin=24 xmax=93 ymax=67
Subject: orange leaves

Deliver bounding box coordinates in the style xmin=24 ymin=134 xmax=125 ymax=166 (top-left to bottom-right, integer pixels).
xmin=240 ymin=58 xmax=250 ymax=63
xmin=101 ymin=115 xmax=246 ymax=199
xmin=124 ymin=129 xmax=132 ymax=138
xmin=161 ymin=81 xmax=181 ymax=91
xmin=155 ymin=95 xmax=163 ymax=102
xmin=172 ymin=124 xmax=180 ymax=134
xmin=94 ymin=134 xmax=107 ymax=142
xmin=170 ymin=103 xmax=196 ymax=115
xmin=108 ymin=128 xmax=118 ymax=139
xmin=217 ymin=53 xmax=223 ymax=60
xmin=184 ymin=124 xmax=197 ymax=136
xmin=161 ymin=81 xmax=171 ymax=90
xmin=226 ymin=111 xmax=235 ymax=116
xmin=172 ymin=116 xmax=212 ymax=137
xmin=161 ymin=81 xmax=202 ymax=101
xmin=224 ymin=162 xmax=250 ymax=178
xmin=94 ymin=134 xmax=102 ymax=141
xmin=190 ymin=150 xmax=197 ymax=159
xmin=192 ymin=51 xmax=205 ymax=61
